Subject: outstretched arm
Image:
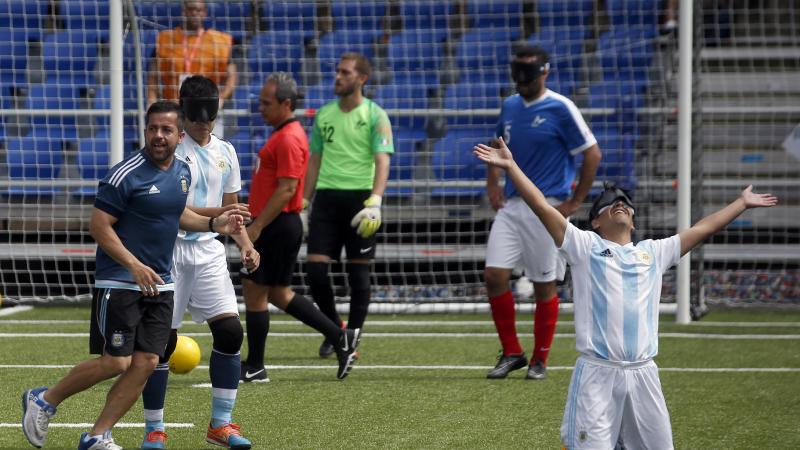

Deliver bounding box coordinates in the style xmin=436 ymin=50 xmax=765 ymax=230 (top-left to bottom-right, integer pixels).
xmin=474 ymin=137 xmax=568 ymax=246
xmin=678 ymin=185 xmax=777 ymax=256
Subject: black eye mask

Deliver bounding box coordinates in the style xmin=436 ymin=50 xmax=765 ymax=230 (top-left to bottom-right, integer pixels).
xmin=181 ymin=96 xmax=219 ymax=123
xmin=510 ymin=60 xmax=550 ymax=84
xmin=589 ymin=184 xmax=634 ymax=221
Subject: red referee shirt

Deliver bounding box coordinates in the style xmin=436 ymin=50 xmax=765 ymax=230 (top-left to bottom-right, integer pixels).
xmin=248 ymin=119 xmax=308 ymax=218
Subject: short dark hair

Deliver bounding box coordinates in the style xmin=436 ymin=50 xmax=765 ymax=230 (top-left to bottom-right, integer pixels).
xmin=179 ymin=75 xmax=219 ymax=101
xmin=515 ymin=45 xmax=549 ymax=64
xmin=340 ymin=52 xmax=372 ymax=78
xmin=146 ymin=101 xmax=184 ymax=130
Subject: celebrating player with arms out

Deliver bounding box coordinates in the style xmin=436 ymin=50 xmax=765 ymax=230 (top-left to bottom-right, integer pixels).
xmin=484 ymin=45 xmax=602 ymax=380
xmin=475 ymin=137 xmax=777 ymax=449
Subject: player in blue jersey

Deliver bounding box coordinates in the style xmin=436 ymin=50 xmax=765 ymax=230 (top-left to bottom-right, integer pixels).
xmin=484 ymin=45 xmax=602 ymax=380
xmin=139 ymin=76 xmax=258 ymax=450
xmin=475 ymin=137 xmax=778 ymax=449
xmin=21 ymin=101 xmax=245 ymax=450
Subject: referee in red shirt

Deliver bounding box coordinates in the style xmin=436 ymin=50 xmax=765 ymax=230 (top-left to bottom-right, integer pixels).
xmin=241 ymin=72 xmax=360 ymax=382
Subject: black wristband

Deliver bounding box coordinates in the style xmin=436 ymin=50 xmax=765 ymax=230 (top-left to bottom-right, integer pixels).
xmin=208 ymin=216 xmax=215 ymax=232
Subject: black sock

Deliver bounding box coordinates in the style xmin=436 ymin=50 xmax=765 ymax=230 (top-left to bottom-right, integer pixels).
xmin=347 ymin=263 xmax=371 ymax=330
xmin=307 ymin=262 xmax=341 ymax=325
xmin=285 ymin=294 xmax=342 ymax=343
xmin=245 ymin=309 xmax=269 ymax=368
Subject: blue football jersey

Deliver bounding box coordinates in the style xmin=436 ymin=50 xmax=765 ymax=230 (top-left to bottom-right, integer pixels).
xmin=495 ymin=89 xmax=596 ymax=199
xmin=93 ymin=150 xmax=191 ymax=290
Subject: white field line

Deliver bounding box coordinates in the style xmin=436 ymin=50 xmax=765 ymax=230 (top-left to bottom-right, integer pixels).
xmin=2 ymin=332 xmax=800 ymax=340
xmin=0 ymin=422 xmax=194 ymax=428
xmin=2 ymin=319 xmax=800 ymax=327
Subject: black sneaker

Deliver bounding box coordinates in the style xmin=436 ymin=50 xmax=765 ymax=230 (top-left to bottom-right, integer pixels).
xmin=525 ymin=361 xmax=547 ymax=380
xmin=486 ymin=352 xmax=528 ymax=379
xmin=334 ymin=328 xmax=361 ymax=380
xmin=240 ymin=363 xmax=270 ymax=383
xmin=318 ymin=339 xmax=335 ymax=359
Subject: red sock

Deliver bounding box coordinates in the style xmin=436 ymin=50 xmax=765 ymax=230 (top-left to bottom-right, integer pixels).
xmin=533 ymin=295 xmax=559 ymax=365
xmin=489 ymin=291 xmax=523 ymax=356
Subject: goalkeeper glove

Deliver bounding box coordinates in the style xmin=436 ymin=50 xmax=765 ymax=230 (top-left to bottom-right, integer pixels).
xmin=350 ymin=194 xmax=382 ymax=238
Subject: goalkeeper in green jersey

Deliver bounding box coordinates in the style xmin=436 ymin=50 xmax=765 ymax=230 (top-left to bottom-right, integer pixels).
xmin=303 ymin=52 xmax=394 ymax=359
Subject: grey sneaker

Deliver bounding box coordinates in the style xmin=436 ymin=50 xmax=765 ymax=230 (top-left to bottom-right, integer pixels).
xmin=78 ymin=430 xmax=122 ymax=450
xmin=318 ymin=339 xmax=335 ymax=358
xmin=21 ymin=387 xmax=56 ymax=448
xmin=526 ymin=361 xmax=548 ymax=380
xmin=335 ymin=328 xmax=361 ymax=379
xmin=486 ymin=352 xmax=528 ymax=379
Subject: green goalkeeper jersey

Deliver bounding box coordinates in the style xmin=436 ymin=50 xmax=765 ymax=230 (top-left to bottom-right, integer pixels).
xmin=310 ymin=98 xmax=394 ymax=190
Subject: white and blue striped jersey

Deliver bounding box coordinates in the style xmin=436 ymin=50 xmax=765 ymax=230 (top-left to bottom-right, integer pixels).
xmin=560 ymin=223 xmax=681 ymax=363
xmin=496 ymin=89 xmax=596 ymax=200
xmin=176 ymin=133 xmax=242 ymax=241
xmin=93 ymin=150 xmax=191 ymax=291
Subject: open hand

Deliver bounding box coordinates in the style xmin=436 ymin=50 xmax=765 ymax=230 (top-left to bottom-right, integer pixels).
xmin=474 ymin=136 xmax=514 ymax=170
xmin=741 ymin=185 xmax=778 ymax=209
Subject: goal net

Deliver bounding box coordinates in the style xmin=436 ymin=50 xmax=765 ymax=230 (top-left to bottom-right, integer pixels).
xmin=0 ymin=0 xmax=797 ymax=311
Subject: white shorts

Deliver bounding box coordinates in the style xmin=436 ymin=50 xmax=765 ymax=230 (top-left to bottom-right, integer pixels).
xmin=485 ymin=197 xmax=566 ymax=283
xmin=561 ymin=356 xmax=674 ymax=450
xmin=171 ymin=238 xmax=239 ymax=328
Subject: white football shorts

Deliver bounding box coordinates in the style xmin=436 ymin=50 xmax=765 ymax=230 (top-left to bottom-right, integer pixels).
xmin=485 ymin=197 xmax=566 ymax=282
xmin=561 ymin=355 xmax=674 ymax=450
xmin=171 ymin=238 xmax=239 ymax=328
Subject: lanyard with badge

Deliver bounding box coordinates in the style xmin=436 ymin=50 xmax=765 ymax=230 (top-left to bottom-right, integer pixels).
xmin=179 ymin=29 xmax=205 ymax=88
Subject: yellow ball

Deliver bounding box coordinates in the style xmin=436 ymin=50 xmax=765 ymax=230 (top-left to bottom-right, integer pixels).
xmin=169 ymin=335 xmax=201 ymax=375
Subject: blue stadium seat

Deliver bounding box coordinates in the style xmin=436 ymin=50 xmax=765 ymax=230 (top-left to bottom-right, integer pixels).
xmin=533 ymin=0 xmax=594 ymax=41
xmin=226 ymin=129 xmax=263 ymax=197
xmin=134 ymin=2 xmax=183 ymax=30
xmin=386 ymin=127 xmax=426 ymax=197
xmin=387 ymin=30 xmax=445 ymax=72
xmin=455 ymin=29 xmax=515 ymax=71
xmin=0 ymin=1 xmax=46 ymax=41
xmin=588 ymin=81 xmax=643 ymax=136
xmin=207 ymin=1 xmax=251 ymax=44
xmin=5 ymin=130 xmax=63 ymax=197
xmin=597 ymin=30 xmax=654 ymax=89
xmin=262 ymin=0 xmax=317 ymax=36
xmin=247 ymin=31 xmax=305 ymax=85
xmin=399 ymin=0 xmax=452 ymax=33
xmin=526 ymin=36 xmax=585 ymax=97
xmin=0 ymin=29 xmax=29 ymax=86
xmin=466 ymin=0 xmax=522 ymax=33
xmin=431 ymin=127 xmax=494 ymax=197
xmin=92 ymin=84 xmax=141 ymax=136
xmin=42 ymin=30 xmax=99 ymax=88
xmin=587 ymin=129 xmax=636 ymax=191
xmin=123 ymin=29 xmax=159 ymax=74
xmin=73 ymin=130 xmax=110 ymax=197
xmin=302 ymin=84 xmax=332 ymax=110
xmin=444 ymin=83 xmax=509 ymax=125
xmin=25 ymin=83 xmax=82 ymax=142
xmin=230 ymin=84 xmax=263 ymax=130
xmin=59 ymin=1 xmax=110 ymax=40
xmin=391 ymin=72 xmax=440 ymax=92
xmin=331 ymin=0 xmax=386 ymax=34
xmin=372 ymin=84 xmax=429 ymax=128
xmin=606 ymin=0 xmax=659 ymax=36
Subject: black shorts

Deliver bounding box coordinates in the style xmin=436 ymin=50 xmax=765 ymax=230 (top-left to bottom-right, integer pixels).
xmin=242 ymin=212 xmax=302 ymax=287
xmin=89 ymin=288 xmax=174 ymax=358
xmin=308 ymin=189 xmax=377 ymax=260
